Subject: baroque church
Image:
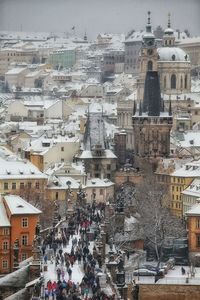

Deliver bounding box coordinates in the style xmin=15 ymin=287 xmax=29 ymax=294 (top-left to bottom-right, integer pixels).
xmin=117 ymin=12 xmax=191 ymax=154
xmin=137 ymin=12 xmax=191 ymax=102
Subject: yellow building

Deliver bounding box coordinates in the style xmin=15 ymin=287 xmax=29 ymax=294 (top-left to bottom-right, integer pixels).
xmin=0 ymin=147 xmax=47 ymax=198
xmin=170 ymin=160 xmax=200 ymax=217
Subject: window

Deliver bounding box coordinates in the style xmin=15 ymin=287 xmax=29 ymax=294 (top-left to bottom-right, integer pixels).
xmin=21 ymin=253 xmax=27 ymax=261
xmin=172 ymin=186 xmax=174 ymax=192
xmin=3 ymin=241 xmax=8 ymax=250
xmin=61 ymin=147 xmax=64 ymax=152
xmin=4 ymin=182 xmax=8 ymax=190
xmin=147 ymin=60 xmax=153 ymax=71
xmin=185 ymin=75 xmax=187 ymax=89
xmin=12 ymin=182 xmax=16 ymax=190
xmin=55 ymin=192 xmax=58 ymax=200
xmin=20 ymin=182 xmax=25 ymax=189
xmin=176 ymin=195 xmax=179 ymax=200
xmin=3 ymin=228 xmax=9 ymax=235
xmin=171 ymin=74 xmax=176 ymax=89
xmin=100 ymin=189 xmax=103 ymax=195
xmin=22 ymin=218 xmax=28 ymax=228
xmin=95 ymin=164 xmax=99 ymax=171
xmin=107 ymin=165 xmax=111 ymax=171
xmin=164 ymin=76 xmax=166 ymax=89
xmin=180 ymin=76 xmax=183 ymax=89
xmin=35 ymin=182 xmax=39 ymax=189
xmin=196 ymin=219 xmax=200 ymax=229
xmin=28 ymin=182 xmax=32 ymax=189
xmin=196 ymin=234 xmax=200 ymax=247
xmin=2 ymin=260 xmax=8 ymax=269
xmin=21 ymin=235 xmax=28 ymax=246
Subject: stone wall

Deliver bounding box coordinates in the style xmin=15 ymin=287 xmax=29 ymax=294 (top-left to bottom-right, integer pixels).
xmin=138 ymin=283 xmax=200 ymax=300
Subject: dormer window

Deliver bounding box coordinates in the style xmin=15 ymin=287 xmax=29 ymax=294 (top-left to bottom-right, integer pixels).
xmin=172 ymin=54 xmax=176 ymax=61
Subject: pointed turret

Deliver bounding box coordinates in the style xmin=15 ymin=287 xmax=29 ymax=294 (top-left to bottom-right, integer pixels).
xmin=143 ymin=11 xmax=155 ymax=47
xmin=163 ymin=13 xmax=175 ymax=47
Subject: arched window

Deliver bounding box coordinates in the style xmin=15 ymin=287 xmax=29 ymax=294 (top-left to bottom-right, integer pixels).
xmin=185 ymin=75 xmax=187 ymax=89
xmin=171 ymin=74 xmax=176 ymax=89
xmin=169 ymin=40 xmax=171 ymax=46
xmin=180 ymin=76 xmax=183 ymax=89
xmin=164 ymin=76 xmax=167 ymax=89
xmin=147 ymin=60 xmax=153 ymax=71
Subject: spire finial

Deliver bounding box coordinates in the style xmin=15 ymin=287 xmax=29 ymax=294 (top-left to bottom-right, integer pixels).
xmin=148 ymin=11 xmax=151 ymax=25
xmin=168 ymin=12 xmax=171 ymax=28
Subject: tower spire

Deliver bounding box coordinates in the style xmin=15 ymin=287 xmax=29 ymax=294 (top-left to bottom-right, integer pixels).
xmin=146 ymin=11 xmax=152 ymax=33
xmin=168 ymin=12 xmax=171 ymax=28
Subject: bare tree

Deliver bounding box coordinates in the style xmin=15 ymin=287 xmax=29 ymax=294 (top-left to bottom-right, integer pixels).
xmin=13 ymin=187 xmax=54 ymax=227
xmin=134 ymin=174 xmax=186 ymax=261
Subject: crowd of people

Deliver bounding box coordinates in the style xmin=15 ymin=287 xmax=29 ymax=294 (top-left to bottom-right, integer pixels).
xmin=41 ymin=203 xmax=115 ymax=300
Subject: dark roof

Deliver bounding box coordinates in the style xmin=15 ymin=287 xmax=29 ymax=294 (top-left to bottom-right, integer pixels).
xmin=143 ymin=71 xmax=161 ymax=116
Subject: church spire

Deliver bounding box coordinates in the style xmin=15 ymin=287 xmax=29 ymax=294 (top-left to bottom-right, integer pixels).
xmin=168 ymin=12 xmax=171 ymax=28
xmin=146 ymin=11 xmax=152 ymax=33
xmin=143 ymin=11 xmax=155 ymax=47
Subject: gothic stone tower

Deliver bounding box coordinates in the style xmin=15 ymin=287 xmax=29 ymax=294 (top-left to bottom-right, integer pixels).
xmin=137 ymin=11 xmax=158 ymax=102
xmin=133 ymin=71 xmax=173 ymax=168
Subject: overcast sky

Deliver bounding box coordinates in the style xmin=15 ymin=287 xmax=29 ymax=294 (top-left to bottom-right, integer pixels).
xmin=0 ymin=0 xmax=199 ymax=39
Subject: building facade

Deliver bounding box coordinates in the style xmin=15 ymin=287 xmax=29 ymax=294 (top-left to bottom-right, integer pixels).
xmin=0 ymin=195 xmax=41 ymax=274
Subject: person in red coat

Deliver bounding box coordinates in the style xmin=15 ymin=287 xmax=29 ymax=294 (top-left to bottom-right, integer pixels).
xmin=47 ymin=280 xmax=52 ymax=297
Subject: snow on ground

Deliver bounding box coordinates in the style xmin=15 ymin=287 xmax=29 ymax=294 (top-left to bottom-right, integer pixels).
xmin=43 ymin=233 xmax=84 ymax=285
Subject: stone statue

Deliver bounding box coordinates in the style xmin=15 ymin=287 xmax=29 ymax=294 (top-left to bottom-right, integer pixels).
xmin=13 ymin=239 xmax=19 ymax=264
xmin=35 ymin=223 xmax=41 ymax=236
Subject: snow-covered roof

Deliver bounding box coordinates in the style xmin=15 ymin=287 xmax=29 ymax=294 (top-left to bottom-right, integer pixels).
xmin=86 ymin=178 xmax=114 ymax=188
xmin=157 ymin=47 xmax=189 ymax=62
xmin=48 ymin=176 xmax=85 ymax=190
xmin=0 ymin=198 xmax=10 ymax=227
xmin=25 ymin=133 xmax=79 ymax=154
xmin=0 ymin=153 xmax=47 ymax=180
xmin=182 ymin=178 xmax=200 ymax=197
xmin=5 ymin=67 xmax=27 ymax=75
xmin=4 ymin=195 xmax=42 ymax=215
xmin=79 ymin=149 xmax=117 ymax=159
xmin=171 ymin=160 xmax=200 ymax=178
xmin=125 ymin=31 xmax=145 ymax=43
xmin=185 ymin=203 xmax=200 ymax=216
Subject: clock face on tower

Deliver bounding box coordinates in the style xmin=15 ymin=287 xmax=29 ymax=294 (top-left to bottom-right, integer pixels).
xmin=147 ymin=49 xmax=153 ymax=55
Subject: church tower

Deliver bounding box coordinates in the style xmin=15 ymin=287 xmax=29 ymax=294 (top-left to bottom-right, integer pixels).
xmin=162 ymin=13 xmax=175 ymax=47
xmin=137 ymin=11 xmax=158 ymax=102
xmin=133 ymin=70 xmax=173 ymax=168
